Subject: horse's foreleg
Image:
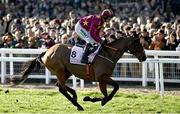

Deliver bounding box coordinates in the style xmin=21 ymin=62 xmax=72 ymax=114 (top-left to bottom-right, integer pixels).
xmin=99 ymin=82 xmax=108 ymax=97
xmin=58 ymin=85 xmax=84 ymax=111
xmin=98 ymin=76 xmax=119 ymax=106
xmin=101 ymin=81 xmax=119 ymax=106
xmin=83 ymin=82 xmax=107 ymax=103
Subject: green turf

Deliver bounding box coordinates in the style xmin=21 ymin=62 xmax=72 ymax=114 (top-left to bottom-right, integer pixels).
xmin=0 ymin=87 xmax=180 ymax=113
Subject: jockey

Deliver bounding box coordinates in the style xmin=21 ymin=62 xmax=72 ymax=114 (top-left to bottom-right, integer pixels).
xmin=75 ymin=9 xmax=114 ymax=64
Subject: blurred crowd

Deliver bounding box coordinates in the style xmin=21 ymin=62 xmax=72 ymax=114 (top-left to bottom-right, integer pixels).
xmin=0 ymin=0 xmax=180 ymax=51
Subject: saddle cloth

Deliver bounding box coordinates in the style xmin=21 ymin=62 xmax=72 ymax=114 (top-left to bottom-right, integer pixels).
xmin=70 ymin=45 xmax=100 ymax=65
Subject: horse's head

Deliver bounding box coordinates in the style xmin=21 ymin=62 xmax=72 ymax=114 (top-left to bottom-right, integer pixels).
xmin=128 ymin=38 xmax=146 ymax=62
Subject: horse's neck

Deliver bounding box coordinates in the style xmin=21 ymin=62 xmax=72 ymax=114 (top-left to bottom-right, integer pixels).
xmin=100 ymin=38 xmax=129 ymax=63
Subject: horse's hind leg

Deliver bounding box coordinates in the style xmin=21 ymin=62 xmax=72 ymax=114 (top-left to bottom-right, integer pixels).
xmin=57 ymin=73 xmax=83 ymax=111
xmin=58 ymin=85 xmax=83 ymax=111
xmin=66 ymin=86 xmax=77 ymax=101
xmin=56 ymin=81 xmax=77 ymax=101
xmin=83 ymin=96 xmax=102 ymax=102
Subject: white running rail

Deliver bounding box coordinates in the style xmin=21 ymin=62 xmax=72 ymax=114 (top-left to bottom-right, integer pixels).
xmin=0 ymin=48 xmax=180 ymax=95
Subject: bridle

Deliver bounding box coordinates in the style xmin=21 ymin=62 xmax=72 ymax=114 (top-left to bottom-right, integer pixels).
xmin=127 ymin=38 xmax=145 ymax=59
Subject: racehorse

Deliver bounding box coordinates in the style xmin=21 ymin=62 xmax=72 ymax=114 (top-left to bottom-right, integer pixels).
xmin=11 ymin=36 xmax=146 ymax=111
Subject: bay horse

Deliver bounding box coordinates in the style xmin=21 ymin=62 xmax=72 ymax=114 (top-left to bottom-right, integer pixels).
xmin=11 ymin=36 xmax=146 ymax=111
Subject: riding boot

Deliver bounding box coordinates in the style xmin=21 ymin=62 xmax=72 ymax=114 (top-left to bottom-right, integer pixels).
xmin=81 ymin=43 xmax=92 ymax=64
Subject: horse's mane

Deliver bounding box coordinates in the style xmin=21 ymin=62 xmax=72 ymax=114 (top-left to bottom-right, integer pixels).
xmin=105 ymin=36 xmax=126 ymax=46
xmin=107 ymin=35 xmax=139 ymax=46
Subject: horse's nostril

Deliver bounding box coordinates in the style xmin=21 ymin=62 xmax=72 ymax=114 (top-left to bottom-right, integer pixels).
xmin=143 ymin=56 xmax=147 ymax=61
xmin=139 ymin=56 xmax=146 ymax=62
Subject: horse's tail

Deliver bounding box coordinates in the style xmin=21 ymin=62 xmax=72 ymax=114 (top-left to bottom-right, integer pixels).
xmin=11 ymin=52 xmax=46 ymax=85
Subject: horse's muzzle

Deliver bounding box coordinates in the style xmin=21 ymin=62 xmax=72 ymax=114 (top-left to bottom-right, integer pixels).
xmin=139 ymin=56 xmax=147 ymax=62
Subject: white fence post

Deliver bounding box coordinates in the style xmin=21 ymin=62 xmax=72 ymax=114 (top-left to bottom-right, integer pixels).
xmin=160 ymin=63 xmax=164 ymax=96
xmin=155 ymin=55 xmax=160 ymax=91
xmin=10 ymin=53 xmax=14 ymax=75
xmin=72 ymin=75 xmax=77 ymax=90
xmin=45 ymin=68 xmax=51 ymax=84
xmin=80 ymin=79 xmax=84 ymax=88
xmin=92 ymin=82 xmax=96 ymax=85
xmin=1 ymin=52 xmax=6 ymax=84
xmin=142 ymin=62 xmax=147 ymax=87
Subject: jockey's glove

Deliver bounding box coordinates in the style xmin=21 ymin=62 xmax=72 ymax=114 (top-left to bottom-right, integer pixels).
xmin=100 ymin=38 xmax=107 ymax=45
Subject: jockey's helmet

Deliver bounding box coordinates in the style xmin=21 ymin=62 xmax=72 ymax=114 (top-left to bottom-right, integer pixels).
xmin=101 ymin=9 xmax=114 ymax=21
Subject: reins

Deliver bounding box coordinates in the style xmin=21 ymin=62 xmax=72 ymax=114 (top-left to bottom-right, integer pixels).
xmin=97 ymin=44 xmax=119 ymax=64
xmin=104 ymin=45 xmax=119 ymax=52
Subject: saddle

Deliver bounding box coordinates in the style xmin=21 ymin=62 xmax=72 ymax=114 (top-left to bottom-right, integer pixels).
xmin=70 ymin=44 xmax=101 ymax=65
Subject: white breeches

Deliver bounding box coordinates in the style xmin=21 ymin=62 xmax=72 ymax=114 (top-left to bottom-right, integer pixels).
xmin=75 ymin=21 xmax=96 ymax=45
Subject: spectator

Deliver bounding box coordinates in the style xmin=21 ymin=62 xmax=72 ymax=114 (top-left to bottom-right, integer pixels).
xmin=0 ymin=17 xmax=6 ymax=37
xmin=11 ymin=18 xmax=25 ymax=35
xmin=139 ymin=28 xmax=151 ymax=49
xmin=140 ymin=36 xmax=150 ymax=50
xmin=164 ymin=23 xmax=173 ymax=35
xmin=67 ymin=31 xmax=85 ymax=46
xmin=13 ymin=29 xmax=25 ymax=48
xmin=149 ymin=29 xmax=166 ymax=50
xmin=166 ymin=31 xmax=179 ymax=50
xmin=27 ymin=37 xmax=38 ymax=48
xmin=176 ymin=25 xmax=180 ymax=43
xmin=115 ymin=30 xmax=124 ymax=38
xmin=123 ymin=25 xmax=131 ymax=36
xmin=1 ymin=32 xmax=14 ymax=48
xmin=26 ymin=26 xmax=34 ymax=38
xmin=61 ymin=33 xmax=68 ymax=44
xmin=67 ymin=11 xmax=78 ymax=31
xmin=104 ymin=28 xmax=114 ymax=36
xmin=53 ymin=19 xmax=61 ymax=30
xmin=49 ymin=28 xmax=58 ymax=42
xmin=34 ymin=28 xmax=44 ymax=48
xmin=41 ymin=35 xmax=55 ymax=49
xmin=4 ymin=13 xmax=14 ymax=34
xmin=32 ymin=21 xmax=42 ymax=33
xmin=0 ymin=0 xmax=179 ymax=51
xmin=14 ymin=39 xmax=25 ymax=48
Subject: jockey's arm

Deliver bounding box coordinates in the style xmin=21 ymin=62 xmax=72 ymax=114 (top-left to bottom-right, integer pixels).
xmin=89 ymin=19 xmax=102 ymax=43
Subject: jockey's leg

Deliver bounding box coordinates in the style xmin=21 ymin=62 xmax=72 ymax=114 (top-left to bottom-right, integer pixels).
xmin=81 ymin=43 xmax=92 ymax=64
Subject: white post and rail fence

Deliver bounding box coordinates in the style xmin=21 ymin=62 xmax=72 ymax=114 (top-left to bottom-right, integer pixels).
xmin=0 ymin=48 xmax=180 ymax=96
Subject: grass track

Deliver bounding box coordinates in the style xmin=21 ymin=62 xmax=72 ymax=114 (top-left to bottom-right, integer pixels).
xmin=0 ymin=87 xmax=180 ymax=113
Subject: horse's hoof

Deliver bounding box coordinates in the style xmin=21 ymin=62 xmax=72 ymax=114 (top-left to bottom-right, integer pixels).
xmin=83 ymin=96 xmax=91 ymax=101
xmin=92 ymin=98 xmax=102 ymax=102
xmin=101 ymin=97 xmax=109 ymax=106
xmin=77 ymin=106 xmax=84 ymax=111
